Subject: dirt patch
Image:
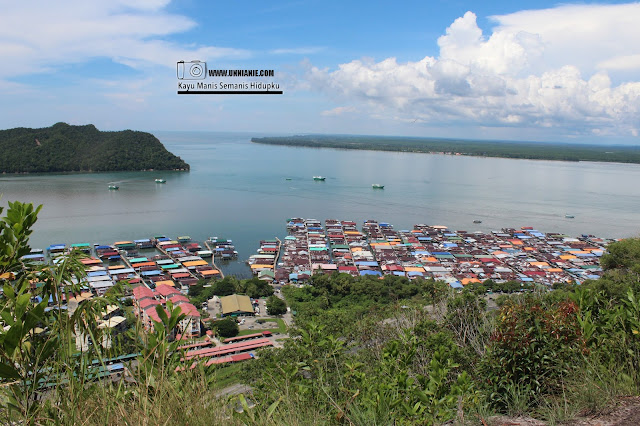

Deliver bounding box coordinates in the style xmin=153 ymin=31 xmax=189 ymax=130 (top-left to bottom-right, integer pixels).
xmin=488 ymin=397 xmax=640 ymax=426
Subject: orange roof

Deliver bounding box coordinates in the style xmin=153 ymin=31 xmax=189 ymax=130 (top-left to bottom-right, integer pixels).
xmin=423 ymin=257 xmax=438 ymax=263
xmin=509 ymin=239 xmax=523 ymax=245
xmin=250 ymin=264 xmax=273 ymax=269
xmin=461 ymin=278 xmax=481 ymax=285
xmin=114 ymin=241 xmax=133 ymax=245
xmin=108 ymin=265 xmax=125 ymax=270
xmin=547 ymin=268 xmax=563 ymax=272
xmin=560 ymin=255 xmax=577 ymax=260
xmin=155 ymin=280 xmax=175 ymax=287
xmin=132 ymin=261 xmax=156 ymax=268
xmin=183 ymin=260 xmax=208 ymax=267
xmin=530 ymin=261 xmax=549 ymax=267
xmin=492 ymin=250 xmax=508 ymax=255
xmin=524 ymin=247 xmax=536 ymax=251
xmin=200 ymin=270 xmax=220 ymax=276
xmin=404 ymin=266 xmax=425 ymax=272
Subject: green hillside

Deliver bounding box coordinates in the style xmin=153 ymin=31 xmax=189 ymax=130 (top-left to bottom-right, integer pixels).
xmin=0 ymin=122 xmax=189 ymax=173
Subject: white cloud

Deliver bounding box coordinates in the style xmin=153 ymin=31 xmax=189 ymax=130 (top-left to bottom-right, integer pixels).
xmin=306 ymin=4 xmax=640 ymax=138
xmin=0 ymin=0 xmax=248 ymax=79
xmin=321 ymin=106 xmax=356 ymax=116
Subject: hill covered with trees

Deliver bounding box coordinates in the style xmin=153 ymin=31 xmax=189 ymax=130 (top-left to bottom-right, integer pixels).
xmin=0 ymin=122 xmax=189 ymax=173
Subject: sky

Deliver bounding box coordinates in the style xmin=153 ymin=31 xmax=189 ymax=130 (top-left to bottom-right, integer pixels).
xmin=1 ymin=0 xmax=640 ymax=143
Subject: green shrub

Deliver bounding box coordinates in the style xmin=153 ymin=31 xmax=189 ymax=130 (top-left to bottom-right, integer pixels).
xmin=480 ymin=297 xmax=585 ymax=411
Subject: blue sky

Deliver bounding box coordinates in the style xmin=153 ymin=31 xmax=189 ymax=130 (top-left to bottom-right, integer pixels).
xmin=1 ymin=0 xmax=640 ymax=143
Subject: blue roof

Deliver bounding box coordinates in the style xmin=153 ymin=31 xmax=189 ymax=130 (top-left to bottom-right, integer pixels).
xmin=87 ymin=271 xmax=108 ymax=277
xmin=356 ymin=261 xmax=379 ymax=267
xmin=22 ymin=254 xmax=45 ymax=259
xmin=96 ymin=245 xmax=112 ymax=250
xmin=450 ymin=282 xmax=463 ymax=289
xmin=407 ymin=271 xmax=424 ymax=276
xmin=134 ymin=239 xmax=151 ymax=243
xmin=141 ymin=270 xmax=162 ymax=276
xmin=392 ymin=271 xmax=406 ymax=276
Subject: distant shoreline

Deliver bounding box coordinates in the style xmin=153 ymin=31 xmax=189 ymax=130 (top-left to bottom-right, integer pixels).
xmin=251 ymin=135 xmax=640 ymax=165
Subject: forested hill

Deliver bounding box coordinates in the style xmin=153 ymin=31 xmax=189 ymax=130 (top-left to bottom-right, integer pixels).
xmin=0 ymin=123 xmax=190 ymax=173
xmin=252 ymin=134 xmax=640 ymax=164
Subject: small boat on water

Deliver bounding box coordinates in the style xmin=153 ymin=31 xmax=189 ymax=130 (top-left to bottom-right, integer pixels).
xmin=313 ymin=176 xmax=326 ymax=181
xmin=372 ymin=184 xmax=384 ymax=189
xmin=108 ymin=185 xmax=119 ymax=190
xmin=286 ymin=178 xmax=292 ymax=181
xmin=155 ymin=178 xmax=166 ymax=183
xmin=473 ymin=220 xmax=482 ymax=224
xmin=565 ymin=214 xmax=575 ymax=219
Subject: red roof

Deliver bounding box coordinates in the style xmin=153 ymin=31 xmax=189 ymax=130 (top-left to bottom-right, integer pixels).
xmin=155 ymin=285 xmax=180 ymax=297
xmin=171 ymin=273 xmax=191 ymax=279
xmin=177 ymin=303 xmax=200 ymax=318
xmin=170 ymin=295 xmax=190 ymax=304
xmin=139 ymin=299 xmax=161 ymax=309
xmin=338 ymin=266 xmax=358 ymax=272
xmin=132 ymin=285 xmax=154 ymax=300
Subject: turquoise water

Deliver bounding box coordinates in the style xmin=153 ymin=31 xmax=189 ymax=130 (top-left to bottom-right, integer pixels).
xmin=1 ymin=131 xmax=639 ymax=276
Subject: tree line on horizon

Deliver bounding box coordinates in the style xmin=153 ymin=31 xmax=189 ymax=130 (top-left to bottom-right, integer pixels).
xmin=252 ymin=135 xmax=640 ymax=164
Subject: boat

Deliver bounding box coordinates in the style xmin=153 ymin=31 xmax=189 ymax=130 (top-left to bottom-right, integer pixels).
xmin=313 ymin=176 xmax=326 ymax=181
xmin=155 ymin=178 xmax=166 ymax=183
xmin=286 ymin=178 xmax=292 ymax=181
xmin=372 ymin=184 xmax=384 ymax=189
xmin=565 ymin=214 xmax=575 ymax=219
xmin=108 ymin=185 xmax=119 ymax=190
xmin=473 ymin=220 xmax=482 ymax=224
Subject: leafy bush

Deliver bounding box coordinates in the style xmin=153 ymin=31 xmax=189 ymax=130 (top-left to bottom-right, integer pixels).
xmin=481 ymin=297 xmax=586 ymax=411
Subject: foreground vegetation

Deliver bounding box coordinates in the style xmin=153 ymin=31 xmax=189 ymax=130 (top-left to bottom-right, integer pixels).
xmin=1 ymin=200 xmax=640 ymax=424
xmin=0 ymin=122 xmax=190 ymax=173
xmin=252 ymin=134 xmax=640 ymax=164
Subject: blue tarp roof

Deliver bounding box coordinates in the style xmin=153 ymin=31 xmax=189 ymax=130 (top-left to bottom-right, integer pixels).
xmin=356 ymin=261 xmax=379 ymax=267
xmin=450 ymin=282 xmax=463 ymax=289
xmin=392 ymin=271 xmax=406 ymax=276
xmin=87 ymin=271 xmax=108 ymax=277
xmin=141 ymin=270 xmax=161 ymax=276
xmin=407 ymin=271 xmax=424 ymax=276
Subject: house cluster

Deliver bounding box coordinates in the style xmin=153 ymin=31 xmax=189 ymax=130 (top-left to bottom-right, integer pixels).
xmin=257 ymin=219 xmax=611 ymax=287
xmin=132 ymin=285 xmax=201 ymax=338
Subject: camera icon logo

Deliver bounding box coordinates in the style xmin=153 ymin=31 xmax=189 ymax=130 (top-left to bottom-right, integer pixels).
xmin=177 ymin=60 xmax=207 ymax=80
